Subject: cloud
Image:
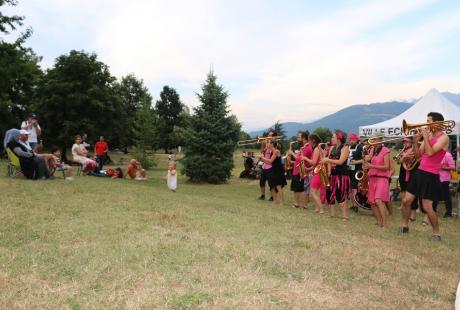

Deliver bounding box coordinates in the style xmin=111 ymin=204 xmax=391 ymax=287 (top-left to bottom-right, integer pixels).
xmin=12 ymin=0 xmax=460 ymax=129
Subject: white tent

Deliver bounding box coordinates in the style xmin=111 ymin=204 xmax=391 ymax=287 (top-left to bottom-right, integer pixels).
xmin=359 ymin=89 xmax=460 ymax=138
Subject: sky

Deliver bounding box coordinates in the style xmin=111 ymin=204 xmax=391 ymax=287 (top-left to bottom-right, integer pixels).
xmin=4 ymin=0 xmax=460 ymax=131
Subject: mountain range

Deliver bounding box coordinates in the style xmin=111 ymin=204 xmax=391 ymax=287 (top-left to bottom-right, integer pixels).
xmin=249 ymin=91 xmax=460 ymax=137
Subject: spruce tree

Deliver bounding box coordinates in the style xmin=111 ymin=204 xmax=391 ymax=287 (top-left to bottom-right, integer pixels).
xmin=155 ymin=86 xmax=183 ymax=153
xmin=182 ymin=71 xmax=240 ymax=183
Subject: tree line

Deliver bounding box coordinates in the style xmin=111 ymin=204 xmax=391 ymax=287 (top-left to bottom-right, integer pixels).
xmin=1 ymin=0 xmax=241 ymax=183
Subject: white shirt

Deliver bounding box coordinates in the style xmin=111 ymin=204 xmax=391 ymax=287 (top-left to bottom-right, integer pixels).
xmin=21 ymin=121 xmax=41 ymax=143
xmin=72 ymin=143 xmax=87 ymax=164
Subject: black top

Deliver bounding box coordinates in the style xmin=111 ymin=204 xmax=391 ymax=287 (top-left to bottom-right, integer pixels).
xmin=349 ymin=143 xmax=363 ymax=171
xmin=330 ymin=145 xmax=349 ymax=175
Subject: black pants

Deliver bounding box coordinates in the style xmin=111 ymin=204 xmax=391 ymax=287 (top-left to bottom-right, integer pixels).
xmin=96 ymin=155 xmax=106 ymax=171
xmin=433 ymin=181 xmax=452 ymax=215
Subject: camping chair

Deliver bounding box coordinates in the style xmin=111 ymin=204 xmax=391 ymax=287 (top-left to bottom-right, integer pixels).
xmin=6 ymin=148 xmax=23 ymax=177
xmin=67 ymin=158 xmax=82 ymax=176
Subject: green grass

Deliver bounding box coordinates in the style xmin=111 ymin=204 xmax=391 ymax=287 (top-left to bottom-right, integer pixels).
xmin=0 ymin=151 xmax=459 ymax=309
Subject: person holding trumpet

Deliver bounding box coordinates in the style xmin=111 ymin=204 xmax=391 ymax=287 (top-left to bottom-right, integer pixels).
xmin=399 ymin=112 xmax=450 ymax=241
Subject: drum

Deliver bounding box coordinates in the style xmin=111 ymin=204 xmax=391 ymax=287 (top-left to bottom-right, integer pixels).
xmin=354 ymin=192 xmax=371 ymax=210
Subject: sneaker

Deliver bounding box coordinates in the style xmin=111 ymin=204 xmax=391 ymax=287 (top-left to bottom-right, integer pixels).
xmin=269 ymin=197 xmax=274 ymax=201
xmin=443 ymin=214 xmax=452 ymax=218
xmin=65 ymin=177 xmax=74 ymax=181
xmin=258 ymin=195 xmax=265 ymax=200
xmin=351 ymin=206 xmax=358 ymax=213
xmin=431 ymin=235 xmax=442 ymax=241
xmin=397 ymin=227 xmax=409 ymax=234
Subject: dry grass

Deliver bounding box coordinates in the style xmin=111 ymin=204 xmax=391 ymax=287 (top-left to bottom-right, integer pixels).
xmin=0 ymin=152 xmax=459 ymax=309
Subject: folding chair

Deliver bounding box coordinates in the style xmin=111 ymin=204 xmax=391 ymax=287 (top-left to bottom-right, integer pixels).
xmin=6 ymin=148 xmax=23 ymax=177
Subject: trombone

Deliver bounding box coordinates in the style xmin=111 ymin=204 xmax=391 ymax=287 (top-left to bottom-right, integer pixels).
xmin=367 ymin=119 xmax=455 ymax=145
xmin=237 ymin=135 xmax=283 ymax=146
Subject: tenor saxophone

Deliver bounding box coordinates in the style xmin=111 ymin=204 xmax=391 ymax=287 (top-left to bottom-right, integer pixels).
xmin=313 ymin=143 xmax=330 ymax=188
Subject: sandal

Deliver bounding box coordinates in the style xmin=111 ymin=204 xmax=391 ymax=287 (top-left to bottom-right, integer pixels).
xmin=409 ymin=218 xmax=416 ymax=222
xmin=292 ymin=204 xmax=300 ymax=209
xmin=422 ymin=221 xmax=429 ymax=226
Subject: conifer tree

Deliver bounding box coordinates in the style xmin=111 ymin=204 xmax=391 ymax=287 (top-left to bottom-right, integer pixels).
xmin=182 ymin=71 xmax=240 ymax=183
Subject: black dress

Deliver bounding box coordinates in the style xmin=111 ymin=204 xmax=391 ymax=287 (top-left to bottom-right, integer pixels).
xmin=270 ymin=155 xmax=287 ymax=189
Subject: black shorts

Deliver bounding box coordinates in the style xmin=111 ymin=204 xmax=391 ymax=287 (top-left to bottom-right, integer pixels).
xmin=407 ymin=169 xmax=442 ymax=202
xmin=260 ymin=168 xmax=273 ymax=187
xmin=290 ymin=174 xmax=304 ymax=192
xmin=349 ymin=170 xmax=360 ymax=189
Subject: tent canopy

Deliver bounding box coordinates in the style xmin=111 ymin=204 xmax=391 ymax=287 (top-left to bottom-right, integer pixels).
xmin=359 ymin=89 xmax=460 ymax=137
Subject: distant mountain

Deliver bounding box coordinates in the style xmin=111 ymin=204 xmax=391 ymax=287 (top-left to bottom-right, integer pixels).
xmin=442 ymin=92 xmax=460 ymax=107
xmin=249 ymin=101 xmax=413 ymax=137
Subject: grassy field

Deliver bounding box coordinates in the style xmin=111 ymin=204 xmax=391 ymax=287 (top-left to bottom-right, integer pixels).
xmin=1 ymin=151 xmax=460 ymax=309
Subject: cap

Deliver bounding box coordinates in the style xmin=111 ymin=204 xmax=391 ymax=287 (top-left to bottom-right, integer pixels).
xmin=403 ymin=137 xmax=411 ymax=142
xmin=29 ymin=113 xmax=37 ymax=119
xmin=19 ymin=129 xmax=30 ymax=135
xmin=348 ymin=133 xmax=359 ymax=141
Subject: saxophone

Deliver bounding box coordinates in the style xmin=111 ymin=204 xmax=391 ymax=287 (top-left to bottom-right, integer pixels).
xmin=355 ymin=145 xmax=371 ymax=193
xmin=284 ymin=141 xmax=296 ymax=171
xmin=313 ymin=143 xmax=330 ymax=188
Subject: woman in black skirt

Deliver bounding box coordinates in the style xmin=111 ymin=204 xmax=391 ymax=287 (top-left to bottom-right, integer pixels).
xmin=260 ymin=140 xmax=287 ymax=206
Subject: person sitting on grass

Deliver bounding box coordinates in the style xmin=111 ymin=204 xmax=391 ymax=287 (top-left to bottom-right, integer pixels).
xmin=125 ymin=159 xmax=147 ymax=180
xmin=72 ymin=135 xmax=97 ymax=175
xmin=48 ymin=148 xmax=74 ymax=180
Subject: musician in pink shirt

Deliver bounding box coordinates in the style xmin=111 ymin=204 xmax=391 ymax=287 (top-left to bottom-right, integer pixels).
xmin=432 ymin=151 xmax=455 ymax=218
xmin=399 ymin=112 xmax=449 ymax=241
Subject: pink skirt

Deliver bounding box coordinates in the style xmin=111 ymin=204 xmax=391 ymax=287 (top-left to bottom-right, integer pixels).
xmin=311 ymin=173 xmax=326 ymax=203
xmin=368 ymin=176 xmax=390 ymax=204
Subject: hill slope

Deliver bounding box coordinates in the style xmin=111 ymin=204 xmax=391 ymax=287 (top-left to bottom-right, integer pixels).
xmin=250 ymin=101 xmax=412 ymax=137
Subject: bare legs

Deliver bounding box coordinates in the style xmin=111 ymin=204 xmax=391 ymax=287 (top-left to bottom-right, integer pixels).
xmin=401 ymin=192 xmax=440 ymax=236
xmin=272 ymin=186 xmax=284 ymax=207
xmin=311 ymin=188 xmax=324 ymax=213
xmin=376 ymin=199 xmax=388 ymax=227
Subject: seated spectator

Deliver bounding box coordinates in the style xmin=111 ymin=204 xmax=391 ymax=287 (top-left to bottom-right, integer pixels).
xmin=72 ymin=135 xmax=97 ymax=175
xmin=6 ymin=129 xmax=51 ymax=180
xmin=49 ymin=148 xmax=74 ymax=180
xmin=125 ymin=159 xmax=147 ymax=180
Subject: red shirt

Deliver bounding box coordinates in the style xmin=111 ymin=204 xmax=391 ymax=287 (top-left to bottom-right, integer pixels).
xmin=95 ymin=141 xmax=108 ymax=156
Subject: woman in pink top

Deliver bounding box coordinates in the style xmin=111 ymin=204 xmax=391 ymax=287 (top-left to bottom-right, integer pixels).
xmin=400 ymin=112 xmax=449 ymax=241
xmin=303 ymin=134 xmax=326 ymax=214
xmin=432 ymin=151 xmax=455 ymax=217
xmin=365 ymin=134 xmax=391 ymax=228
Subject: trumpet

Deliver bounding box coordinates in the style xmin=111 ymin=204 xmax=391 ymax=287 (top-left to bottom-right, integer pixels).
xmin=402 ymin=119 xmax=455 ymax=135
xmin=393 ymin=147 xmax=404 ymax=164
xmin=237 ymin=135 xmax=283 ymax=146
xmin=367 ymin=119 xmax=455 ymax=145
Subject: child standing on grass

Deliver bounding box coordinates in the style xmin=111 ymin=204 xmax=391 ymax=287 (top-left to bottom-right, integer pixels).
xmin=167 ymin=161 xmax=177 ymax=192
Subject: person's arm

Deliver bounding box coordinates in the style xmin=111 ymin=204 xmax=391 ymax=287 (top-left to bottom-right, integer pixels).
xmin=323 ymin=146 xmax=349 ymax=165
xmin=368 ymin=152 xmax=390 ymax=171
xmin=21 ymin=121 xmax=28 ymax=130
xmin=412 ymin=131 xmax=424 ymax=158
xmin=441 ymin=154 xmax=455 ymax=171
xmin=304 ymin=148 xmax=319 ymax=165
xmin=36 ymin=123 xmax=41 ymax=136
xmin=75 ymin=146 xmax=87 ymax=156
xmin=261 ymin=150 xmax=278 ymax=164
xmin=94 ymin=143 xmax=97 ymax=156
xmin=13 ymin=146 xmax=33 ymax=158
xmin=424 ymin=133 xmax=449 ymax=156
